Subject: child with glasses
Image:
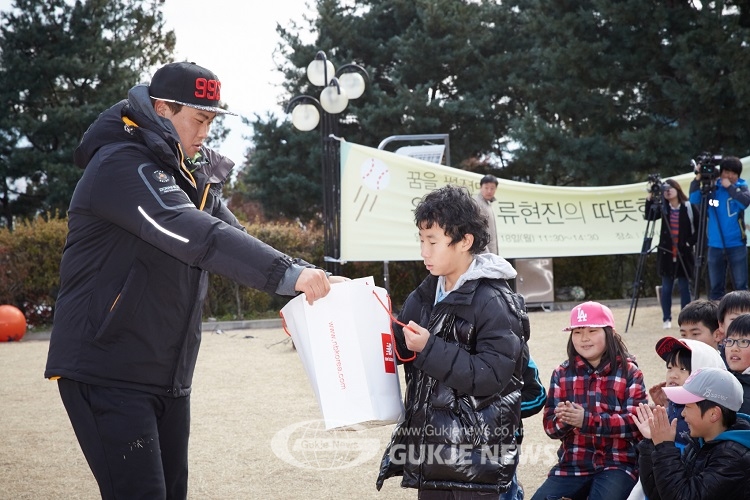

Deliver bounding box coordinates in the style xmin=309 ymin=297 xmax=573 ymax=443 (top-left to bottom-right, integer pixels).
xmin=627 ymin=337 xmax=728 ymax=500
xmin=723 ymin=313 xmax=750 ymax=413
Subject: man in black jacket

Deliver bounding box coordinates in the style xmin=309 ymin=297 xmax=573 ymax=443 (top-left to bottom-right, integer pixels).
xmin=45 ymin=62 xmax=339 ymax=499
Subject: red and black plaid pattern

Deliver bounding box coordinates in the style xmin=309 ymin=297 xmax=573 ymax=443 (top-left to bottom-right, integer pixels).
xmin=542 ymin=356 xmax=647 ymax=480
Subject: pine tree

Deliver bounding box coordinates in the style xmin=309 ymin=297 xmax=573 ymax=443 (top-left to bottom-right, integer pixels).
xmin=0 ymin=0 xmax=175 ymax=229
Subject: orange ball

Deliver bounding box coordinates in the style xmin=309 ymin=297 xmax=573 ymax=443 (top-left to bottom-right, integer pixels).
xmin=0 ymin=305 xmax=26 ymax=342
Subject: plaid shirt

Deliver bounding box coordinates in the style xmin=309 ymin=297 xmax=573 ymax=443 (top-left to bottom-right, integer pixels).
xmin=542 ymin=356 xmax=647 ymax=480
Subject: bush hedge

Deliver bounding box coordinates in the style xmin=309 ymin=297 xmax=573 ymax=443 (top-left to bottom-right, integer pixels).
xmin=0 ymin=216 xmax=67 ymax=326
xmin=0 ymin=216 xmax=666 ymax=326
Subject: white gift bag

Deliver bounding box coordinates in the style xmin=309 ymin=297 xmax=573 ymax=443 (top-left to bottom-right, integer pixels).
xmin=280 ymin=277 xmax=405 ymax=430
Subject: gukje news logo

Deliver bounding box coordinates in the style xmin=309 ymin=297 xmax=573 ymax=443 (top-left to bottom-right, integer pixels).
xmin=270 ymin=420 xmax=559 ymax=470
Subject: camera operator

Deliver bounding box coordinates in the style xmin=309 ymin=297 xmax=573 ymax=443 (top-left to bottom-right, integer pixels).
xmin=646 ymin=179 xmax=698 ymax=329
xmin=688 ymin=156 xmax=750 ymax=299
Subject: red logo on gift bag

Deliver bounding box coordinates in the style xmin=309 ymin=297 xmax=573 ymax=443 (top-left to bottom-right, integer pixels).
xmin=381 ymin=333 xmax=396 ymax=373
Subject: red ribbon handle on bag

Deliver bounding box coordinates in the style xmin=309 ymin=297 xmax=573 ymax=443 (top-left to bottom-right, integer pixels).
xmin=279 ymin=311 xmax=291 ymax=337
xmin=371 ymin=290 xmax=417 ymax=363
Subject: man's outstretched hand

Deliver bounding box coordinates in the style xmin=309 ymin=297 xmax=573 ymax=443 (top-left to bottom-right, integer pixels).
xmin=294 ymin=270 xmax=351 ymax=304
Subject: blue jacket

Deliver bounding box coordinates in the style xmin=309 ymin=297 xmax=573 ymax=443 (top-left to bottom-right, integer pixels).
xmin=669 ymin=401 xmax=690 ymax=451
xmin=689 ymin=178 xmax=750 ymax=248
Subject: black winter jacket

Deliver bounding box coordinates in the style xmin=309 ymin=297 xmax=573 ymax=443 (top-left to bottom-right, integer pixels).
xmin=733 ymin=370 xmax=750 ymax=414
xmin=644 ymin=198 xmax=698 ymax=278
xmin=638 ymin=415 xmax=750 ymax=499
xmin=376 ymin=255 xmax=526 ymax=494
xmin=45 ymin=85 xmax=307 ymax=397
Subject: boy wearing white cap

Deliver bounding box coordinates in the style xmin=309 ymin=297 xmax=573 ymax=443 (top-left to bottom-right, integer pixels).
xmin=649 ymin=337 xmax=727 ymax=449
xmin=636 ymin=368 xmax=750 ymax=499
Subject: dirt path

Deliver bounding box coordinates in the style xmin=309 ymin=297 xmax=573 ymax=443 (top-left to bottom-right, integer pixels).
xmin=0 ymin=302 xmax=669 ymax=499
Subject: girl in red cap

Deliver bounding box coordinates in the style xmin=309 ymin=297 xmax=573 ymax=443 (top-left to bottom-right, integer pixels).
xmin=531 ymin=301 xmax=647 ymax=500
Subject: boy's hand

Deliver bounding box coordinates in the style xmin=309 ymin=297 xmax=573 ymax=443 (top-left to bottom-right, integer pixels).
xmin=634 ymin=403 xmax=653 ymax=439
xmin=649 ymin=381 xmax=668 ymax=406
xmin=649 ymin=405 xmax=677 ymax=445
xmin=403 ymin=321 xmax=430 ymax=352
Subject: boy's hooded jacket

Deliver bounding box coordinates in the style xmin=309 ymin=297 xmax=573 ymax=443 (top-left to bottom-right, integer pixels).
xmin=376 ymin=255 xmax=527 ymax=494
xmin=638 ymin=414 xmax=750 ymax=499
xmin=45 ymin=84 xmax=308 ymax=397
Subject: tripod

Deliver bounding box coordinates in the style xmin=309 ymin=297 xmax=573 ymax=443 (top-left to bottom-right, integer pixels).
xmin=692 ymin=182 xmax=712 ymax=299
xmin=625 ymin=202 xmax=660 ymax=333
xmin=625 ymin=198 xmax=693 ymax=332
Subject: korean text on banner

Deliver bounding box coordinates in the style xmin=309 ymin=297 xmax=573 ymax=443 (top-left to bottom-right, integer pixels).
xmin=340 ymin=141 xmax=700 ymax=261
xmin=280 ymin=277 xmax=404 ymax=430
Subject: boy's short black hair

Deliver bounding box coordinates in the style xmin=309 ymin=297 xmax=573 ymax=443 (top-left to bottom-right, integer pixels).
xmin=717 ymin=291 xmax=750 ymax=323
xmin=414 ymin=185 xmax=490 ymax=254
xmin=726 ymin=313 xmax=750 ymax=338
xmin=479 ymin=174 xmax=498 ymax=186
xmin=665 ymin=348 xmax=691 ymax=373
xmin=696 ymin=399 xmax=737 ymax=428
xmin=720 ymin=156 xmax=743 ymax=176
xmin=678 ymin=299 xmax=719 ymax=332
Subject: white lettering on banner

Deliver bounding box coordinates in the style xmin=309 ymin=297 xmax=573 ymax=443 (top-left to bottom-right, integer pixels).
xmin=328 ymin=321 xmax=346 ymax=390
xmin=339 ymin=142 xmax=750 ymax=261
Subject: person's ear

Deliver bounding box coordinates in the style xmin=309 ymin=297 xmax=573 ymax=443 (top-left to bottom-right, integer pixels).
xmin=713 ymin=328 xmax=724 ymax=343
xmin=462 ymin=234 xmax=474 ymax=251
xmin=154 ymin=100 xmax=168 ymax=118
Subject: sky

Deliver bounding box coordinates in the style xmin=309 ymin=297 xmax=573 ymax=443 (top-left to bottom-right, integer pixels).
xmin=0 ymin=0 xmax=315 ymax=164
xmin=160 ymin=0 xmax=314 ymax=163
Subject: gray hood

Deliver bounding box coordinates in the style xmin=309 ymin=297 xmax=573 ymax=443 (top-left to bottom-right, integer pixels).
xmin=439 ymin=253 xmax=517 ymax=297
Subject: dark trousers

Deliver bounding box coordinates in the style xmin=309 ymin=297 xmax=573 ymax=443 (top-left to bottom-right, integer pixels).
xmin=418 ymin=490 xmax=500 ymax=499
xmin=58 ymin=379 xmax=190 ymax=500
xmin=530 ymin=469 xmax=636 ymax=500
xmin=707 ymin=245 xmax=749 ymax=300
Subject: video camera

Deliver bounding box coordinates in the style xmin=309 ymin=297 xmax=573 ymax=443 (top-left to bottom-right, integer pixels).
xmin=647 ymin=173 xmax=668 ymax=198
xmin=692 ymin=152 xmax=722 ymax=185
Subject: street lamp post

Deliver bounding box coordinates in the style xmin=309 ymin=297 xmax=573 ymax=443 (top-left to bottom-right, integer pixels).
xmin=286 ymin=51 xmax=368 ymax=276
